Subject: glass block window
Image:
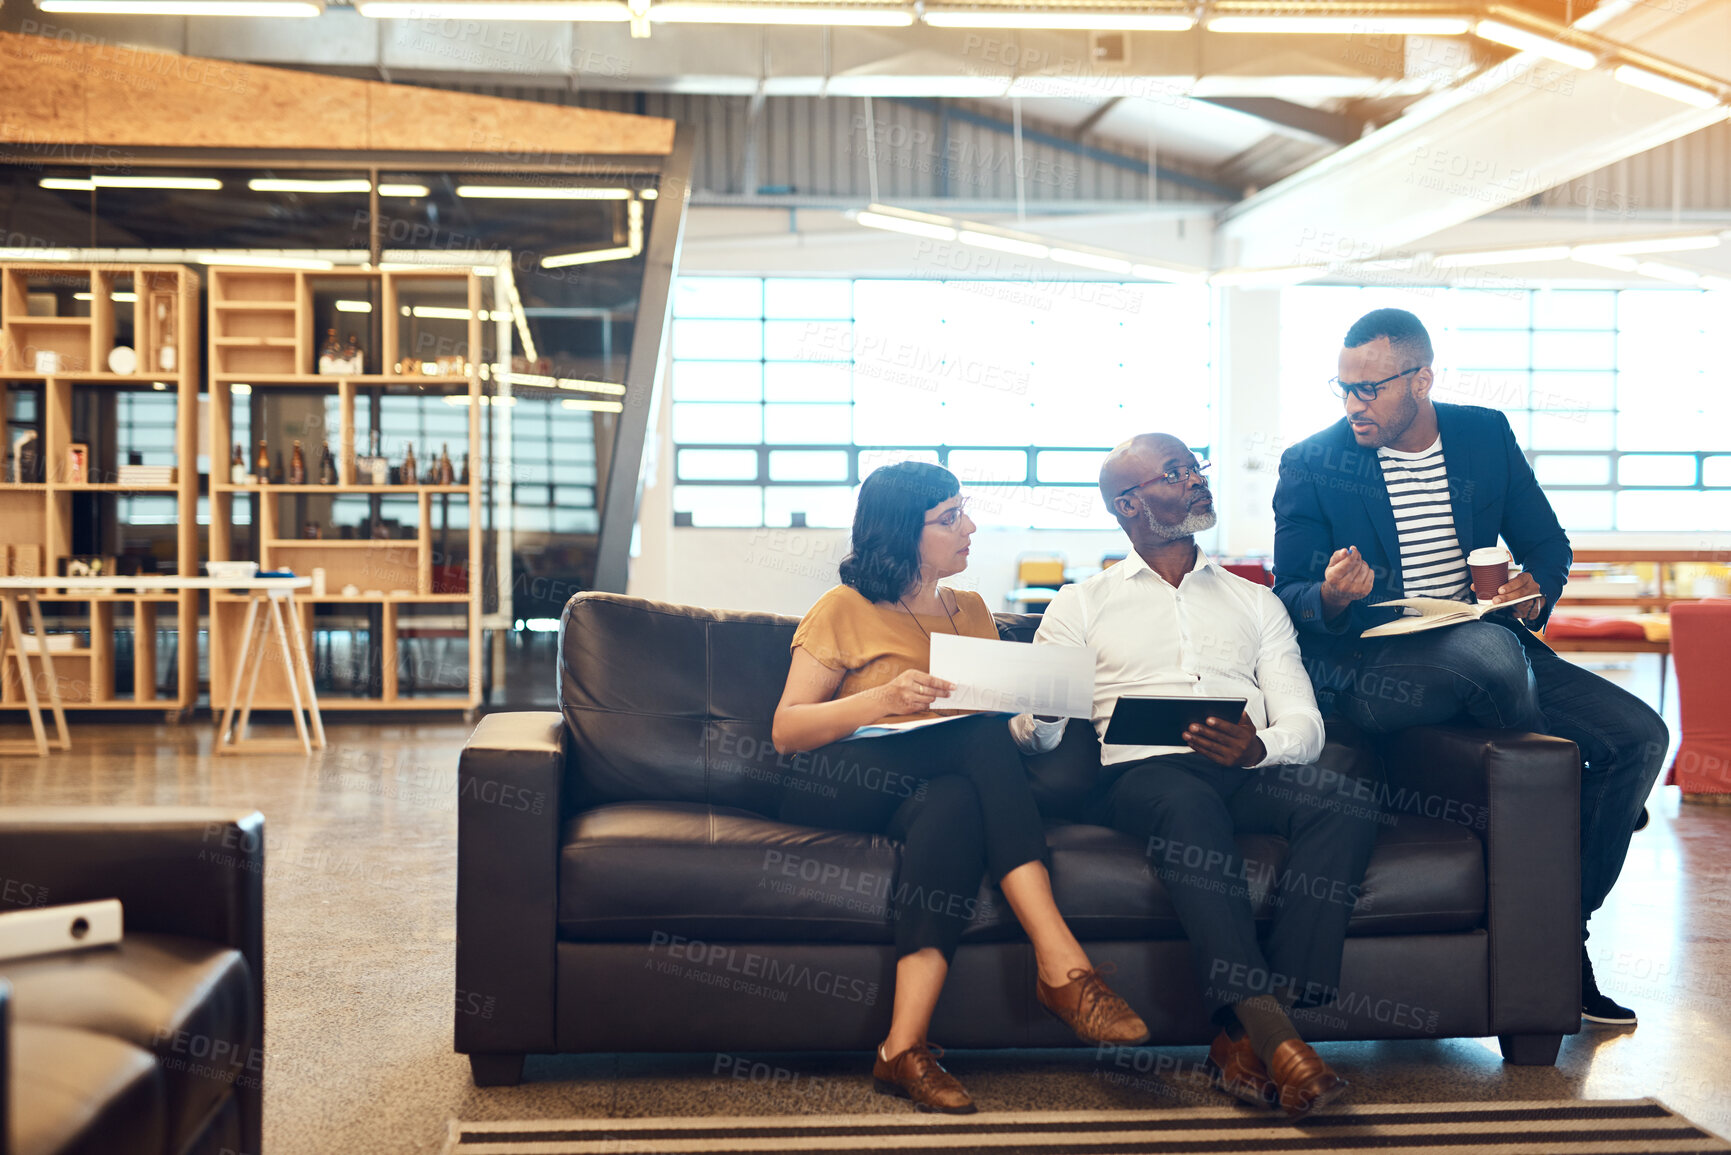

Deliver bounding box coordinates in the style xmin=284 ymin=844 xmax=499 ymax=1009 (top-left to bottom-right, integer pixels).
xmin=671 ymin=277 xmax=1215 ymax=529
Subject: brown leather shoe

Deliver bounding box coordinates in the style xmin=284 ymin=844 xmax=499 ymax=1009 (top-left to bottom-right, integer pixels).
xmin=1206 ymin=1030 xmax=1278 ymax=1108
xmin=872 ymin=1042 xmax=976 ymax=1114
xmin=1266 ymin=1038 xmax=1348 ymax=1116
xmin=1036 ymin=964 xmax=1150 ymax=1046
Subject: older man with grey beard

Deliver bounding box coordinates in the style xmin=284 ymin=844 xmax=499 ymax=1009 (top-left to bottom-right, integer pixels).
xmin=1010 ymin=433 xmax=1383 ymax=1117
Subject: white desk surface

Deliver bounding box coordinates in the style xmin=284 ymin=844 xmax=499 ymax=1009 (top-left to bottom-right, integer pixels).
xmin=0 ymin=576 xmax=311 ymax=591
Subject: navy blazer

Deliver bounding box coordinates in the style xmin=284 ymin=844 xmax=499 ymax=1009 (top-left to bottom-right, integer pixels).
xmin=1272 ymin=403 xmax=1572 ymax=688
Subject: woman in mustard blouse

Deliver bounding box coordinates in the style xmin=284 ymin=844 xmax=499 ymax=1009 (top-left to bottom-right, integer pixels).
xmin=772 ymin=462 xmax=1145 ymax=1113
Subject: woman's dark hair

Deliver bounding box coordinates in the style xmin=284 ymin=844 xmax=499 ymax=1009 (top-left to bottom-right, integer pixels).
xmin=838 ymin=462 xmax=960 ymax=603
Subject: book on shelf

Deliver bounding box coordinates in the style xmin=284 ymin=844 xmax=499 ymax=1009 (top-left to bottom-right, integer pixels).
xmin=116 ymin=465 xmax=177 ymax=485
xmin=1359 ymin=592 xmax=1542 ymax=638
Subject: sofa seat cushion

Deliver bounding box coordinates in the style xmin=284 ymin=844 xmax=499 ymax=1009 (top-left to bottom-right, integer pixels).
xmin=1019 ymin=815 xmax=1484 ymax=941
xmin=559 ymin=802 xmax=908 ymax=943
xmin=559 ymin=802 xmax=1485 ymax=945
xmin=2 ymin=932 xmax=253 ymax=1154
xmin=9 ymin=1023 xmax=165 ymax=1155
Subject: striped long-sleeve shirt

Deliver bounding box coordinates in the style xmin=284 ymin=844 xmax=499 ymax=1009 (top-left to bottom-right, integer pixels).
xmin=1377 ymin=435 xmax=1471 ymax=600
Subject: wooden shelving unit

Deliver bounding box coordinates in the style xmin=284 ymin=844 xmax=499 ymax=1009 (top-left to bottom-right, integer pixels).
xmin=0 ymin=262 xmax=201 ymax=712
xmin=207 ymin=266 xmax=484 ymax=712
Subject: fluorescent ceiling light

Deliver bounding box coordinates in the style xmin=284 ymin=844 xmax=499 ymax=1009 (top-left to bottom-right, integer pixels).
xmin=357 ymin=0 xmax=628 ymax=16
xmin=42 ymin=175 xmax=222 ymax=191
xmin=232 ymin=384 xmax=253 ymax=395
xmin=923 ymin=8 xmax=1193 ymax=29
xmin=1572 ymin=234 xmax=1720 ymax=257
xmin=335 ymin=300 xmax=373 ymax=313
xmin=1431 ymin=245 xmax=1572 ymax=267
xmin=73 ymin=292 xmax=139 ymax=302
xmin=1635 ymin=261 xmax=1701 ymax=285
xmin=541 ymin=245 xmax=637 ymax=268
xmin=408 ymin=306 xmax=503 ymax=320
xmin=1207 ymin=15 xmax=1470 ymax=34
xmin=1700 ymin=275 xmax=1731 ymax=292
xmin=244 ymin=178 xmax=431 ymax=197
xmin=39 ymin=0 xmax=319 ymax=12
xmin=473 ymin=266 xmax=499 ymax=276
xmin=1571 ymin=251 xmax=1640 ymax=272
xmin=640 ymin=188 xmax=660 ymax=200
xmin=957 ymin=229 xmax=1049 ymax=258
xmin=1612 ymin=64 xmax=1722 ymax=108
xmin=198 ymin=254 xmax=336 ymax=270
xmin=1131 ymin=262 xmax=1206 ymax=284
xmin=1209 ymin=266 xmax=1326 ymax=287
xmin=649 ymin=2 xmax=914 ymax=24
xmin=1050 ymin=248 xmax=1134 ymax=274
xmin=857 ymin=208 xmax=958 ymax=242
xmin=250 ymin=178 xmax=370 ymax=194
xmin=1472 ymin=19 xmax=1595 ymax=69
xmin=517 ymin=375 xmax=629 ymax=393
xmin=456 ymin=185 xmax=631 ymax=200
xmin=0 ymin=248 xmax=74 ymax=260
xmin=561 ymin=398 xmax=625 ymax=412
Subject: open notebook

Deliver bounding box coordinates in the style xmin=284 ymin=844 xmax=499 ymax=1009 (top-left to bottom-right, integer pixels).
xmin=1360 ymin=592 xmax=1542 ymax=638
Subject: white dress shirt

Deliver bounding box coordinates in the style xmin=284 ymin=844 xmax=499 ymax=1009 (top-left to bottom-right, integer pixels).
xmin=1010 ymin=547 xmax=1325 ymax=768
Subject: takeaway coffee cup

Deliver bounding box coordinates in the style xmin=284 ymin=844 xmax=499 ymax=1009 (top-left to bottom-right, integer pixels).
xmin=1467 ymin=546 xmax=1513 ymax=602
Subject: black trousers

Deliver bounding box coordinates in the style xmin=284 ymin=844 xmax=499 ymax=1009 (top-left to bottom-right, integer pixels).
xmin=1088 ymin=752 xmax=1383 ymax=1021
xmin=777 ymin=713 xmax=1049 ymax=962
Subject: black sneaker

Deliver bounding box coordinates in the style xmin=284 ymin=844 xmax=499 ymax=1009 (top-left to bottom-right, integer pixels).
xmin=1582 ymin=949 xmax=1637 ymax=1026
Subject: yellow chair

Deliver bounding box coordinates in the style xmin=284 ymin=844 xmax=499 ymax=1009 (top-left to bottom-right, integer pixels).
xmin=1007 ymin=554 xmax=1066 ymax=612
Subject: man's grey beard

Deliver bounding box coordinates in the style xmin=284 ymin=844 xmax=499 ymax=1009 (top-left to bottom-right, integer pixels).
xmin=1143 ymin=504 xmax=1217 ymax=542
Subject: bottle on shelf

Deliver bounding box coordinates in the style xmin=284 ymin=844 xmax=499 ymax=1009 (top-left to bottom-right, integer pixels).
xmin=343 ymin=334 xmax=363 ymax=375
xmin=459 ymin=452 xmax=470 ymax=486
xmin=318 ymin=440 xmax=337 ymax=485
xmin=230 ymin=443 xmax=246 ymax=485
xmin=401 ymin=442 xmax=417 ymax=487
xmin=256 ymin=439 xmax=271 ymax=483
xmin=289 ymin=440 xmax=306 ymax=485
xmin=157 ymin=297 xmax=177 ymax=372
xmin=438 ymin=443 xmax=454 ymax=485
xmin=319 ymin=329 xmax=341 ymax=375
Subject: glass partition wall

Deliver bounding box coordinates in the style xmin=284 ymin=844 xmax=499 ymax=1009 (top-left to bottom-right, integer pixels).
xmin=0 ymin=147 xmax=688 ymax=705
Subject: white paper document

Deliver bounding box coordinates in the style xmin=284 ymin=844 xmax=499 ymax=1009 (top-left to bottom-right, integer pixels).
xmin=926 ymin=633 xmax=1096 ymax=718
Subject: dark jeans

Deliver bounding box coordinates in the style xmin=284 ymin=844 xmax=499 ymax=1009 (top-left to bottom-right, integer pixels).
xmin=776 ymin=713 xmax=1048 ymax=963
xmin=1331 ymin=619 xmax=1669 ymax=932
xmin=1087 ymin=752 xmax=1383 ymax=1022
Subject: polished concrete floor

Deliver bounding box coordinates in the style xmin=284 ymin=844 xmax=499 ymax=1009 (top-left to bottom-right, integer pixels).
xmin=2 ymin=651 xmax=1727 ymax=1154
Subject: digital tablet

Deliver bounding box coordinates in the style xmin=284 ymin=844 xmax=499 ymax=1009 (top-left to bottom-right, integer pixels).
xmin=1102 ymin=696 xmax=1249 ymax=747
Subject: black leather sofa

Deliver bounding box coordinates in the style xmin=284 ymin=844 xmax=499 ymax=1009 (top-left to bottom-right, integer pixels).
xmin=457 ymin=592 xmax=1582 ymax=1086
xmin=0 ymin=808 xmax=264 ymax=1155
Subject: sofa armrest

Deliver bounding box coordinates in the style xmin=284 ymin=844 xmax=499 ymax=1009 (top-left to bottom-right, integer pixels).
xmin=1380 ymin=726 xmax=1581 ymax=1035
xmin=0 ymin=979 xmax=10 ymax=1155
xmin=456 ymin=711 xmax=566 ymax=1055
xmin=0 ymin=808 xmax=263 ymax=985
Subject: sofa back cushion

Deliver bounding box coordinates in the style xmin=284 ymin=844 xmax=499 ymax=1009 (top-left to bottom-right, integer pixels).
xmin=558 ymin=593 xmax=1115 ymax=815
xmin=557 ymin=593 xmax=1379 ymax=816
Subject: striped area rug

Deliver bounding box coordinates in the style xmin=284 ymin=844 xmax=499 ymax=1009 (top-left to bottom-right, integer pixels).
xmin=445 ymin=1100 xmax=1730 ymax=1154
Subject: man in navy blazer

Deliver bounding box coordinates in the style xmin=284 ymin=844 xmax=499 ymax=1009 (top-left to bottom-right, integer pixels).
xmin=1272 ymin=307 xmax=1668 ymax=1028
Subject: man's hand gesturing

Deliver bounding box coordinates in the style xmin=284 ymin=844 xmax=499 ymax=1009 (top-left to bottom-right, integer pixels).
xmin=1320 ymin=545 xmax=1375 ymax=619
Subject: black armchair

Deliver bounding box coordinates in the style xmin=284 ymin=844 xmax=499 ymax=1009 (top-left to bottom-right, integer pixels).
xmin=0 ymin=808 xmax=265 ymax=1155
